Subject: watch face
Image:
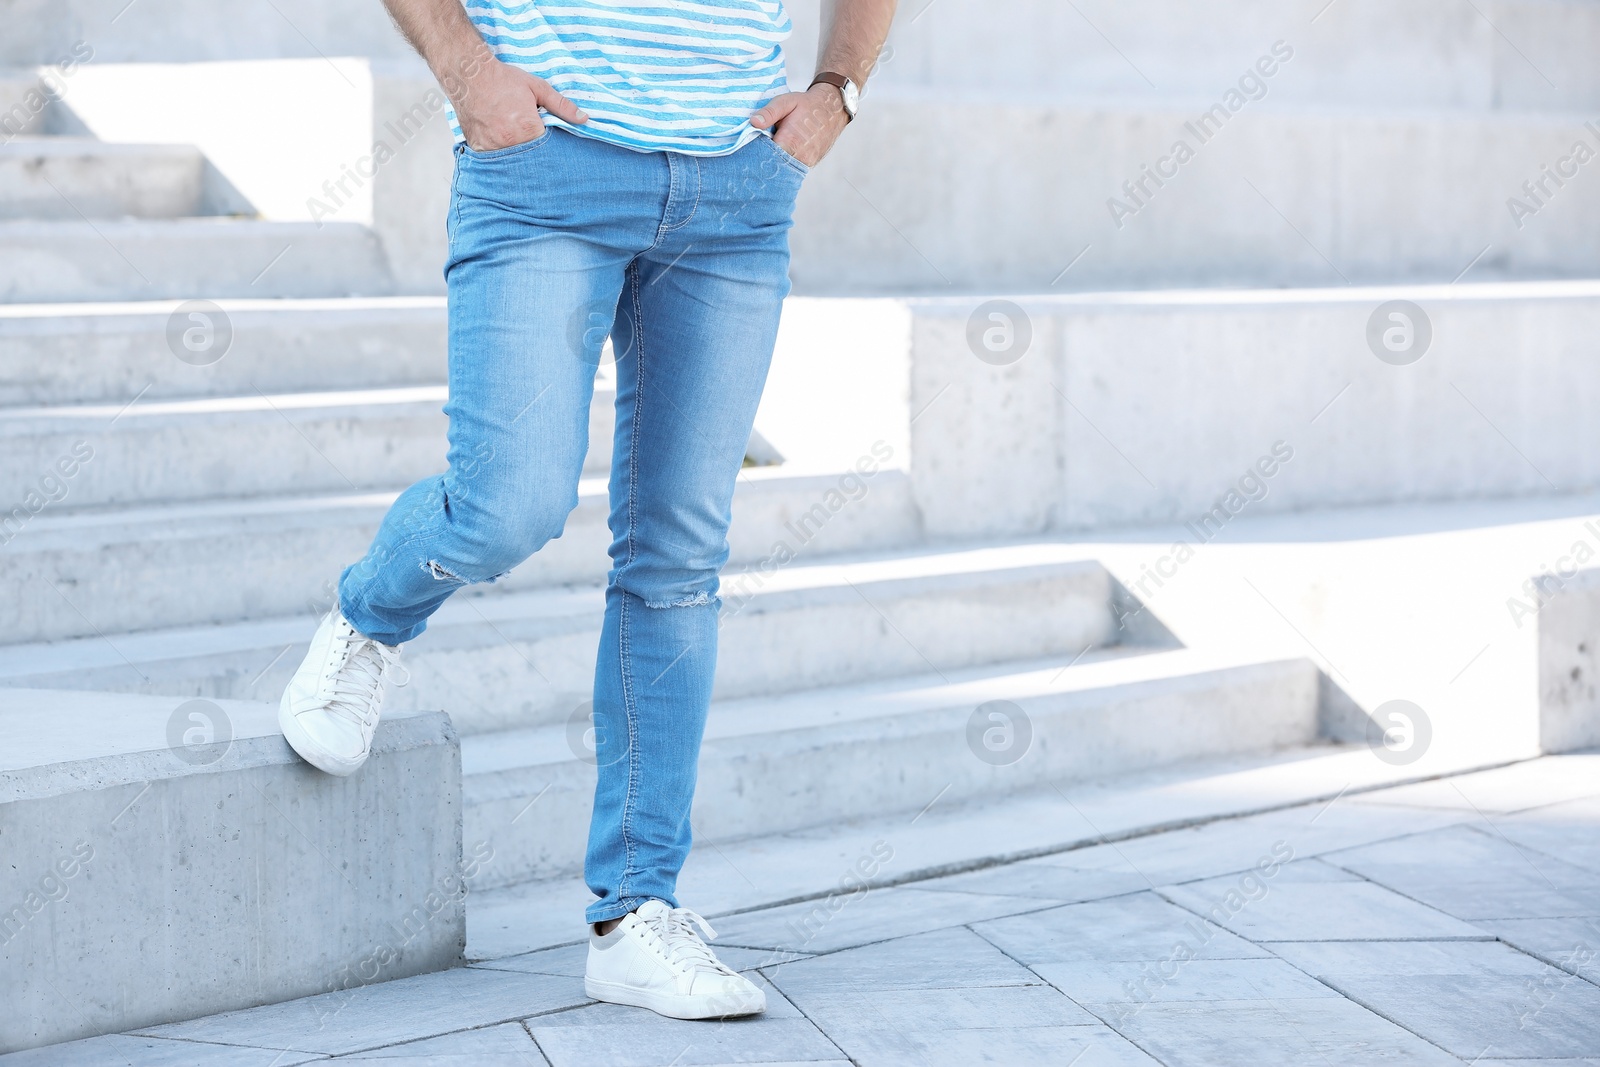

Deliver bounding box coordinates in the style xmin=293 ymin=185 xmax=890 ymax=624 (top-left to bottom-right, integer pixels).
xmin=841 ymin=81 xmax=861 ymax=116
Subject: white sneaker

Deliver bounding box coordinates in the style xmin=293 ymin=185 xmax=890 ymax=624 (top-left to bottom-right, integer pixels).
xmin=278 ymin=609 xmax=407 ymax=777
xmin=584 ymin=900 xmax=767 ymax=1020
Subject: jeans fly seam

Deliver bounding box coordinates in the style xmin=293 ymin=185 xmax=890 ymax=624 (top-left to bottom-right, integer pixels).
xmin=661 ymin=155 xmax=701 ymax=233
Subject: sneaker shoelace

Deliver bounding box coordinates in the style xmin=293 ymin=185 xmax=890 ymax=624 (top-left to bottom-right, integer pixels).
xmin=639 ymin=907 xmax=737 ymax=976
xmin=324 ymin=625 xmax=408 ymax=730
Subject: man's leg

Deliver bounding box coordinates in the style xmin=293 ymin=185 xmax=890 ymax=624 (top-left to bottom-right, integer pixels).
xmin=584 ymin=138 xmax=804 ymax=923
xmin=340 ymin=141 xmax=629 ymax=645
xmin=283 ymin=132 xmax=650 ymax=775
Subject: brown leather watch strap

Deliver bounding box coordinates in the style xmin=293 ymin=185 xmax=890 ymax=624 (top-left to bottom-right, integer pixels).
xmin=809 ymin=72 xmax=855 ymax=121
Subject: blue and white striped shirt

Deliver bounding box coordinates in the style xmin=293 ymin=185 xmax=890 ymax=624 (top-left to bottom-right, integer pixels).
xmin=454 ymin=0 xmax=793 ymax=155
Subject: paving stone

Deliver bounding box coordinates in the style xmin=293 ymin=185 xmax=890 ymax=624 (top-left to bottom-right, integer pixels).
xmin=337 ymin=1021 xmax=544 ymax=1061
xmin=784 ymin=1018 xmax=1157 ymax=1067
xmin=525 ymin=976 xmax=838 ymax=1066
xmin=1105 ymin=998 xmax=1462 ymax=1066
xmin=1327 ymin=824 xmax=1600 ymax=920
xmin=1495 ymin=798 xmax=1600 ymax=876
xmin=468 ymin=878 xmax=595 ymax=961
xmin=1031 ymin=957 xmax=1341 ymax=1020
xmin=0 ymin=1035 xmax=325 ymax=1066
xmin=1346 ymin=755 xmax=1600 ymax=814
xmin=1020 ymin=800 xmax=1465 ymax=888
xmin=1475 ymin=917 xmax=1600 ymax=981
xmin=1267 ymin=940 xmax=1600 ymax=1059
xmin=787 ymin=985 xmax=1101 ymax=1033
xmin=333 ymin=1055 xmax=541 ymax=1066
xmin=1159 ymin=872 xmax=1487 ymax=942
xmin=134 ymin=967 xmax=586 ymax=1056
xmin=972 ymin=891 xmax=1270 ymax=965
xmin=913 ymin=860 xmax=1150 ymax=902
xmin=765 ymin=928 xmax=1051 ymax=997
xmin=708 ymin=888 xmax=1052 ymax=955
xmin=473 ymin=943 xmax=808 ymax=979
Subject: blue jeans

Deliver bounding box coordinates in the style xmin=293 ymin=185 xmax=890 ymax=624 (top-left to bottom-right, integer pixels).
xmin=338 ymin=128 xmax=805 ymax=923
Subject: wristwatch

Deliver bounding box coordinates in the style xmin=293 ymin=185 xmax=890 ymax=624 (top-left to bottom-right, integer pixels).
xmin=810 ymin=72 xmax=860 ymax=122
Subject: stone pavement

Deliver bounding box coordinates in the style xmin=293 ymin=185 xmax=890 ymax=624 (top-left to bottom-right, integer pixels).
xmin=6 ymin=755 xmax=1599 ymax=1067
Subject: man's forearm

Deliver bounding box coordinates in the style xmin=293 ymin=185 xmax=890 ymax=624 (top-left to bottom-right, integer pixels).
xmin=381 ymin=0 xmax=494 ymax=103
xmin=816 ymin=0 xmax=897 ymax=87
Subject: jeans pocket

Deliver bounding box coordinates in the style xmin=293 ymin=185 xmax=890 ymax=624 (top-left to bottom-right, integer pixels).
xmin=761 ymin=133 xmax=810 ymax=177
xmin=461 ymin=128 xmax=554 ymax=161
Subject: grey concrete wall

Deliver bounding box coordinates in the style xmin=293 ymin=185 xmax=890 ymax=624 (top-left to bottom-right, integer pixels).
xmin=907 ymin=282 xmax=1600 ymax=539
xmin=0 ymin=690 xmax=464 ymax=1054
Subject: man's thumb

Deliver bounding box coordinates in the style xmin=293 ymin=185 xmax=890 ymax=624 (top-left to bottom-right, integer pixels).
xmin=750 ymin=95 xmax=800 ymax=130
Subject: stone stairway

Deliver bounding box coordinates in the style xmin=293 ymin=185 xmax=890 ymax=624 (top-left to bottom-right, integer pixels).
xmin=11 ymin=0 xmax=1600 ymax=1050
xmin=1 ymin=122 xmax=1330 ymax=900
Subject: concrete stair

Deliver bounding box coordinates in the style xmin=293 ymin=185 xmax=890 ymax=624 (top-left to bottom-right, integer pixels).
xmin=0 ymin=466 xmax=921 ymax=644
xmin=0 ymin=544 xmax=1121 ymax=731
xmin=0 ymin=297 xmax=448 ymax=404
xmin=0 ymin=218 xmax=397 ymax=302
xmin=463 ymin=646 xmax=1323 ymax=888
xmin=0 ymin=382 xmax=621 ymax=507
xmin=0 ymin=138 xmax=209 ymax=220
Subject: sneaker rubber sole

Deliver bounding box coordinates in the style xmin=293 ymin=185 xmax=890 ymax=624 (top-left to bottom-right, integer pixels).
xmin=583 ymin=976 xmax=766 ymax=1020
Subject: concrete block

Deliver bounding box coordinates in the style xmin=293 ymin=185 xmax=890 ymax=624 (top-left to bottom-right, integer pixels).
xmin=1536 ymin=565 xmax=1600 ymax=753
xmin=0 ymin=688 xmax=463 ymax=1054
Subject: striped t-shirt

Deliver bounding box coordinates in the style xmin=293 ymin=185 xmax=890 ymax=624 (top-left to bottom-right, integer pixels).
xmin=454 ymin=0 xmax=793 ymax=155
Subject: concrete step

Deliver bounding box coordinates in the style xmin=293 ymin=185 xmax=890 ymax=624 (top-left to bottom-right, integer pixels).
xmin=12 ymin=0 xmax=1600 ymax=117
xmin=469 ymin=740 xmax=1544 ymax=959
xmin=0 ymin=382 xmax=618 ymax=508
xmin=798 ymin=95 xmax=1600 ymax=293
xmin=0 ymin=137 xmax=210 ymax=220
xmin=0 ymin=544 xmax=1118 ymax=734
xmin=0 ymin=466 xmax=921 ymax=643
xmin=0 ymin=218 xmax=395 ymax=302
xmin=0 ymin=687 xmax=462 ymax=1053
xmin=861 ymin=0 xmax=1600 ymax=115
xmin=460 ymin=646 xmax=1324 ymax=888
xmin=0 ymin=297 xmax=448 ymax=405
